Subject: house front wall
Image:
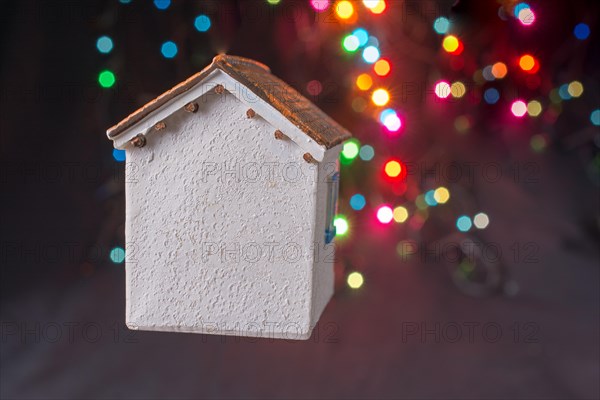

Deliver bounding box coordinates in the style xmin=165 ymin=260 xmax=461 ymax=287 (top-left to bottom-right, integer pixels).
xmin=125 ymin=87 xmax=320 ymax=339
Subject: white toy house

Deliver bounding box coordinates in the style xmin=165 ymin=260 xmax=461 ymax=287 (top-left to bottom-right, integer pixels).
xmin=107 ymin=55 xmax=351 ymax=340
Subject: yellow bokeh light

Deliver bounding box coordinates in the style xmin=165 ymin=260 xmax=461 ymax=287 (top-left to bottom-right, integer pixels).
xmin=335 ymin=1 xmax=354 ymax=19
xmin=370 ymin=0 xmax=386 ymax=14
xmin=393 ymin=206 xmax=409 ymax=223
xmin=373 ymin=59 xmax=391 ymax=76
xmin=568 ymin=81 xmax=584 ymax=97
xmin=347 ymin=271 xmax=364 ymax=289
xmin=385 ymin=160 xmax=402 ymax=177
xmin=442 ymin=35 xmax=459 ymax=53
xmin=451 ymin=81 xmax=466 ymax=98
xmin=372 ymin=88 xmax=390 ymax=106
xmin=433 ymin=187 xmax=450 ymax=204
xmin=527 ymin=100 xmax=542 ymax=117
xmin=356 ymin=73 xmax=373 ymax=91
xmin=491 ymin=62 xmax=507 ymax=79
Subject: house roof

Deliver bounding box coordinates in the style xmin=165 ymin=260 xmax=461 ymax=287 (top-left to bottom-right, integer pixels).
xmin=107 ymin=54 xmax=351 ymax=149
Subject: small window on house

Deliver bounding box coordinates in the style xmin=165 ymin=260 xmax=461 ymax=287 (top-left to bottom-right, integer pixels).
xmin=324 ymin=172 xmax=340 ymax=244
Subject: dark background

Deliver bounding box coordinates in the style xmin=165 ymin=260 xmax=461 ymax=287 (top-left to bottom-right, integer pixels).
xmin=1 ymin=0 xmax=599 ymax=398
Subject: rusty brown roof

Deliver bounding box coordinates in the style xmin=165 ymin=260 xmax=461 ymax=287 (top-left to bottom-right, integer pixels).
xmin=107 ymin=54 xmax=351 ymax=149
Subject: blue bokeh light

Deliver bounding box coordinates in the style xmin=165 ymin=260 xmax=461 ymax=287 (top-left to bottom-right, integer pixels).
xmin=154 ymin=0 xmax=170 ymax=10
xmin=161 ymin=41 xmax=178 ymax=58
xmin=194 ymin=15 xmax=211 ymax=32
xmin=433 ymin=17 xmax=450 ymax=34
xmin=484 ymin=88 xmax=500 ymax=104
xmin=352 ymin=28 xmax=369 ymax=47
xmin=456 ymin=215 xmax=473 ymax=232
xmin=359 ymin=145 xmax=375 ymax=161
xmin=96 ymin=36 xmax=113 ymax=54
xmin=112 ymin=149 xmax=126 ymax=162
xmin=350 ymin=194 xmax=366 ymax=211
xmin=574 ymin=23 xmax=590 ymax=40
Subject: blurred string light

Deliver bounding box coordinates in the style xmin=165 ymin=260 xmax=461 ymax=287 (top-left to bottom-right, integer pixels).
xmin=119 ymin=0 xmax=131 ymax=3
xmin=356 ymin=73 xmax=373 ymax=91
xmin=434 ymin=81 xmax=451 ymax=99
xmin=393 ymin=206 xmax=409 ymax=223
xmin=517 ymin=7 xmax=535 ymax=26
xmin=573 ymin=23 xmax=590 ymax=40
xmin=567 ymin=81 xmax=584 ymax=97
xmin=442 ymin=35 xmax=459 ymax=53
xmin=363 ymin=0 xmax=386 ymax=14
xmin=380 ymin=109 xmax=401 ymax=132
xmin=154 ymin=0 xmax=170 ymax=10
xmin=335 ymin=1 xmax=354 ymax=19
xmin=310 ymin=0 xmax=330 ymax=12
xmin=558 ymin=84 xmax=571 ymax=100
xmin=359 ymin=145 xmax=375 ymax=161
xmin=352 ymin=97 xmax=368 ymax=112
xmin=343 ymin=34 xmax=360 ymax=52
xmin=513 ymin=2 xmax=530 ymax=17
xmin=527 ymin=100 xmax=542 ymax=117
xmin=473 ymin=213 xmax=490 ymax=229
xmin=110 ymin=247 xmax=126 ymax=263
xmin=306 ymin=80 xmax=323 ymax=96
xmin=347 ymin=271 xmax=364 ymax=289
xmin=456 ymin=215 xmax=472 ymax=232
xmin=519 ymin=54 xmax=539 ymax=73
xmin=98 ymin=70 xmax=116 ymax=88
xmin=194 ymin=15 xmax=211 ymax=32
xmin=353 ymin=28 xmax=369 ymax=46
xmin=362 ymin=46 xmax=380 ymax=63
xmin=371 ymin=88 xmax=390 ymax=106
xmin=451 ymin=81 xmax=466 ymax=98
xmin=491 ymin=62 xmax=508 ymax=79
xmin=433 ymin=17 xmax=450 ymax=34
xmin=424 ymin=190 xmax=438 ymax=206
xmin=454 ymin=115 xmax=470 ymax=134
xmin=591 ymin=109 xmax=600 ymax=126
xmin=341 ymin=138 xmax=360 ymax=162
xmin=96 ymin=36 xmax=113 ymax=54
xmin=373 ymin=59 xmax=391 ymax=76
xmin=511 ymin=100 xmax=527 ymax=117
xmin=530 ymin=134 xmax=548 ymax=153
xmin=112 ymin=149 xmax=126 ymax=162
xmin=350 ymin=194 xmax=366 ymax=211
xmin=484 ymin=88 xmax=500 ymax=104
xmin=433 ymin=187 xmax=450 ymax=204
xmin=376 ymin=205 xmax=394 ymax=224
xmin=161 ymin=41 xmax=178 ymax=58
xmin=267 ymin=0 xmax=281 ymax=5
xmin=384 ymin=160 xmax=402 ymax=178
xmin=334 ymin=215 xmax=349 ymax=235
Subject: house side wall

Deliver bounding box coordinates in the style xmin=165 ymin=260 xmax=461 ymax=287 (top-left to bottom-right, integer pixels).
xmin=125 ymin=88 xmax=319 ymax=339
xmin=309 ymin=145 xmax=342 ymax=329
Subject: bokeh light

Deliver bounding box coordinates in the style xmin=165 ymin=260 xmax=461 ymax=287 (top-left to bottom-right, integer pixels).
xmin=343 ymin=34 xmax=360 ymax=52
xmin=353 ymin=28 xmax=369 ymax=46
xmin=376 ymin=205 xmax=394 ymax=224
xmin=484 ymin=88 xmax=500 ymax=104
xmin=161 ymin=41 xmax=178 ymax=58
xmin=310 ymin=0 xmax=330 ymax=12
xmin=433 ymin=17 xmax=450 ymax=34
xmin=517 ymin=7 xmax=535 ymax=26
xmin=393 ymin=206 xmax=409 ymax=223
xmin=473 ymin=212 xmax=490 ymax=229
xmin=359 ymin=145 xmax=375 ymax=161
xmin=433 ymin=187 xmax=450 ymax=204
xmin=451 ymin=81 xmax=466 ymax=98
xmin=567 ymin=81 xmax=584 ymax=98
xmin=513 ymin=3 xmax=530 ymax=17
xmin=434 ymin=81 xmax=451 ymax=99
xmin=442 ymin=35 xmax=459 ymax=53
xmin=527 ymin=100 xmax=542 ymax=117
xmin=96 ymin=36 xmax=113 ymax=54
xmin=591 ymin=109 xmax=600 ymax=126
xmin=154 ymin=0 xmax=170 ymax=10
xmin=456 ymin=215 xmax=472 ymax=232
xmin=519 ymin=54 xmax=538 ymax=73
xmin=267 ymin=0 xmax=281 ymax=4
xmin=347 ymin=271 xmax=364 ymax=289
xmin=373 ymin=59 xmax=391 ymax=76
xmin=559 ymin=84 xmax=571 ymax=100
xmin=350 ymin=194 xmax=366 ymax=211
xmin=382 ymin=112 xmax=402 ymax=132
xmin=356 ymin=73 xmax=373 ymax=91
xmin=335 ymin=1 xmax=354 ymax=20
xmin=511 ymin=100 xmax=527 ymax=117
xmin=491 ymin=62 xmax=507 ymax=79
xmin=112 ymin=149 xmax=126 ymax=162
xmin=306 ymin=80 xmax=323 ymax=96
xmin=98 ymin=70 xmax=116 ymax=88
xmin=574 ymin=23 xmax=590 ymax=40
xmin=372 ymin=88 xmax=390 ymax=106
xmin=342 ymin=139 xmax=360 ymax=160
xmin=384 ymin=160 xmax=402 ymax=178
xmin=362 ymin=46 xmax=380 ymax=63
xmin=424 ymin=190 xmax=438 ymax=206
xmin=194 ymin=15 xmax=211 ymax=32
xmin=110 ymin=247 xmax=126 ymax=263
xmin=334 ymin=215 xmax=349 ymax=236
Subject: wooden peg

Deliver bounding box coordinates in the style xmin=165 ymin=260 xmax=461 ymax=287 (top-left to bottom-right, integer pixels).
xmin=184 ymin=102 xmax=199 ymax=113
xmin=246 ymin=108 xmax=256 ymax=118
xmin=274 ymin=130 xmax=287 ymax=140
xmin=215 ymin=84 xmax=225 ymax=94
xmin=154 ymin=121 xmax=166 ymax=131
xmin=303 ymin=153 xmax=315 ymax=163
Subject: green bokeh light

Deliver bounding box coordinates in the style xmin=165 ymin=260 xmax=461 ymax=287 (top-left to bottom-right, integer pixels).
xmin=98 ymin=70 xmax=116 ymax=88
xmin=334 ymin=215 xmax=349 ymax=236
xmin=110 ymin=247 xmax=126 ymax=263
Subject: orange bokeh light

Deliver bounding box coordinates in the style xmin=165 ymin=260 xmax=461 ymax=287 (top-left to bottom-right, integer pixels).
xmin=373 ymin=59 xmax=391 ymax=76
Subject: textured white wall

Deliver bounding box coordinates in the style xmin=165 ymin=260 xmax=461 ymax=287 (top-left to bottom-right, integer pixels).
xmin=125 ymin=87 xmax=330 ymax=339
